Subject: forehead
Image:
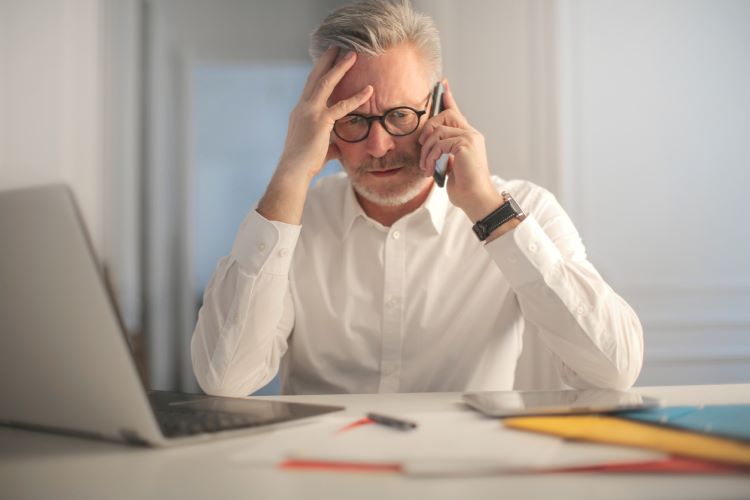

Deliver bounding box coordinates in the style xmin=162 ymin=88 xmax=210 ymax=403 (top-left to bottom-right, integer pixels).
xmin=331 ymin=42 xmax=432 ymax=111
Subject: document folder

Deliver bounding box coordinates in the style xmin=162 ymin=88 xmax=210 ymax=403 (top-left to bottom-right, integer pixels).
xmin=619 ymin=405 xmax=750 ymax=443
xmin=503 ymin=412 xmax=750 ymax=468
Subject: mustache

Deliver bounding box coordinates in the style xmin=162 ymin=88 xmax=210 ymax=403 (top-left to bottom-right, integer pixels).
xmin=356 ymin=151 xmax=420 ymax=174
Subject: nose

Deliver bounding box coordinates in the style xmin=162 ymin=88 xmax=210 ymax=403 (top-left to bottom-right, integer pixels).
xmin=364 ymin=120 xmax=395 ymax=158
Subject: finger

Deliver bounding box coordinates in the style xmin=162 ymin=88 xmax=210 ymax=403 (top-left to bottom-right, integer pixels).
xmin=419 ymin=109 xmax=468 ymax=146
xmin=419 ymin=125 xmax=465 ymax=170
xmin=327 ymin=84 xmax=373 ymax=121
xmin=302 ymin=46 xmax=340 ymax=99
xmin=423 ymin=136 xmax=467 ymax=175
xmin=311 ymin=50 xmax=358 ymax=103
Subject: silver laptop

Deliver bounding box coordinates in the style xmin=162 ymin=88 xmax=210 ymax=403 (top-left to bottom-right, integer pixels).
xmin=0 ymin=184 xmax=342 ymax=446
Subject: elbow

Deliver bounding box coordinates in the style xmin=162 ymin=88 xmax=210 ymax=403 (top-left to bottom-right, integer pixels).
xmin=602 ymin=322 xmax=645 ymax=390
xmin=195 ymin=376 xmax=249 ymax=398
xmin=565 ymin=329 xmax=645 ymax=391
xmin=605 ymin=360 xmax=643 ymax=391
xmin=191 ymin=342 xmax=273 ymax=398
xmin=190 ymin=334 xmax=250 ymax=398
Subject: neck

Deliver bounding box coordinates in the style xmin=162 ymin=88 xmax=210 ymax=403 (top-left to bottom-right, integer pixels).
xmin=356 ymin=181 xmax=433 ymax=227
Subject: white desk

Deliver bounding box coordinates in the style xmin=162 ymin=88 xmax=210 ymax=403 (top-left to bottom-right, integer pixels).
xmin=2 ymin=384 xmax=749 ymax=500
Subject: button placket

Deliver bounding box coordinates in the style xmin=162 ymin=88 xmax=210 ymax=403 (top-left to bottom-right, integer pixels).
xmin=379 ymin=225 xmax=406 ymax=392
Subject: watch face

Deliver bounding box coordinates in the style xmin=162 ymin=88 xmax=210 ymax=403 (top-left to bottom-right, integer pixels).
xmin=508 ymin=198 xmax=524 ymax=217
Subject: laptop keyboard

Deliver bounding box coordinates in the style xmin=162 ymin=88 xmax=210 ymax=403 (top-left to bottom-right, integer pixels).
xmin=154 ymin=407 xmax=275 ymax=437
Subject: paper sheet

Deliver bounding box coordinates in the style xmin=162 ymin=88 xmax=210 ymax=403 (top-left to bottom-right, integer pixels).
xmin=285 ymin=411 xmax=666 ymax=475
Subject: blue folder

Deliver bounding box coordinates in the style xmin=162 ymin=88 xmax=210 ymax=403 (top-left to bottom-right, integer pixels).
xmin=620 ymin=405 xmax=750 ymax=443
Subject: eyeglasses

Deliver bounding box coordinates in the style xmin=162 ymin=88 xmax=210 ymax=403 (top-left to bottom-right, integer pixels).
xmin=333 ymin=106 xmax=428 ymax=143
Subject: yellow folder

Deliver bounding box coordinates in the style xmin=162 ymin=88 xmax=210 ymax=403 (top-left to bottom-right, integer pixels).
xmin=503 ymin=415 xmax=750 ymax=467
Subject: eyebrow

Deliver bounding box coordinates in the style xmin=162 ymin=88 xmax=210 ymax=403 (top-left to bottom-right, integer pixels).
xmin=349 ymin=91 xmax=432 ymax=116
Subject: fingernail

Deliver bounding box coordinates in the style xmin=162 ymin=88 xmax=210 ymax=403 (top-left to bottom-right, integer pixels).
xmin=345 ymin=50 xmax=356 ymax=60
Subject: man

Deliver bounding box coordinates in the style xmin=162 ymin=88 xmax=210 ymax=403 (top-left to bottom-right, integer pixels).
xmin=191 ymin=0 xmax=643 ymax=396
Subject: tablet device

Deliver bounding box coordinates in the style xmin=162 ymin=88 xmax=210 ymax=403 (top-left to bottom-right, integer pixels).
xmin=462 ymin=389 xmax=661 ymax=418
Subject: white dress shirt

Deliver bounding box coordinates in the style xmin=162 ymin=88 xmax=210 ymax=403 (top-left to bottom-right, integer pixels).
xmin=191 ymin=173 xmax=643 ymax=396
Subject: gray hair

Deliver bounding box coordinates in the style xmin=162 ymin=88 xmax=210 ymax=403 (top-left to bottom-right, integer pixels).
xmin=310 ymin=0 xmax=442 ymax=84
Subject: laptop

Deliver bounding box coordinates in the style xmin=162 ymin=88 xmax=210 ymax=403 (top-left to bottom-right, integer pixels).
xmin=0 ymin=184 xmax=343 ymax=446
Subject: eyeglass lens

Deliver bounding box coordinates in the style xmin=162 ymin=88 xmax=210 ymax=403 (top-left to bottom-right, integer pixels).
xmin=334 ymin=107 xmax=421 ymax=142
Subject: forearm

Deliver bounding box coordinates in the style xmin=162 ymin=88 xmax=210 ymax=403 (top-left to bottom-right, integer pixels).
xmin=256 ymin=165 xmax=312 ymax=225
xmin=486 ymin=184 xmax=644 ymax=389
xmin=191 ymin=211 xmax=299 ymax=396
xmin=503 ymin=237 xmax=644 ymax=389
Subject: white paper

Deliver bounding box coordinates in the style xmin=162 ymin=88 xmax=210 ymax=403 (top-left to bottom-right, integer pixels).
xmin=286 ymin=411 xmax=666 ymax=476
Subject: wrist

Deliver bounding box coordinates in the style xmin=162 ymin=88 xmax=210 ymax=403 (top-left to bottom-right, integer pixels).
xmin=256 ymin=169 xmax=310 ymax=225
xmin=483 ymin=217 xmax=520 ymax=243
xmin=276 ymin=157 xmax=318 ymax=185
xmin=462 ymin=187 xmax=504 ymax=223
xmin=471 ymin=191 xmax=526 ymax=243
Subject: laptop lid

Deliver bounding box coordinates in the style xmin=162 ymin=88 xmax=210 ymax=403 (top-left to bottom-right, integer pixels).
xmin=0 ymin=184 xmax=163 ymax=443
xmin=0 ymin=184 xmax=342 ymax=446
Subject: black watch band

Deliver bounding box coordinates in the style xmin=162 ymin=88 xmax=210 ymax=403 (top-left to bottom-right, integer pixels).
xmin=472 ymin=192 xmax=526 ymax=241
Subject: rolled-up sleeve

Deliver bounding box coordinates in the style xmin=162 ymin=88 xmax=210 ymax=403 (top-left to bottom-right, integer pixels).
xmin=486 ymin=185 xmax=644 ymax=390
xmin=191 ymin=210 xmax=301 ymax=396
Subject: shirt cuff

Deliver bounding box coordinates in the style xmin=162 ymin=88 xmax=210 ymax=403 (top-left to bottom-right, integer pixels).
xmin=484 ymin=215 xmax=564 ymax=288
xmin=230 ymin=210 xmax=301 ymax=276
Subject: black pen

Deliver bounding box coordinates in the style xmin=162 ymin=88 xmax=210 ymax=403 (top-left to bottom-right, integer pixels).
xmin=366 ymin=412 xmax=418 ymax=431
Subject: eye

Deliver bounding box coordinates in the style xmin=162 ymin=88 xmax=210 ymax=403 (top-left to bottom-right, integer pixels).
xmin=340 ymin=115 xmax=365 ymax=126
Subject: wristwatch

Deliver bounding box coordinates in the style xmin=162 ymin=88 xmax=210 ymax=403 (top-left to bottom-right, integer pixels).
xmin=472 ymin=191 xmax=526 ymax=241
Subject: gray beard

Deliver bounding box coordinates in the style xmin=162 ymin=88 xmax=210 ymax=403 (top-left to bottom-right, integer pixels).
xmin=348 ymin=152 xmax=429 ymax=207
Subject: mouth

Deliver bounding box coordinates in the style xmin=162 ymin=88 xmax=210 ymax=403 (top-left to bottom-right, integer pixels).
xmin=368 ymin=167 xmax=403 ymax=178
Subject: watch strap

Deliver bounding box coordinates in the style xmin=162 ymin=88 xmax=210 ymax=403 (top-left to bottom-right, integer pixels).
xmin=472 ymin=193 xmax=525 ymax=241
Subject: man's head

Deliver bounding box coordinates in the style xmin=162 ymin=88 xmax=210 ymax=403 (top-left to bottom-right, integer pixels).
xmin=310 ymin=0 xmax=442 ymax=208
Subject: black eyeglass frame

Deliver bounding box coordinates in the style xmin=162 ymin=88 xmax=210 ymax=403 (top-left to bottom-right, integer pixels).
xmin=333 ymin=106 xmax=428 ymax=143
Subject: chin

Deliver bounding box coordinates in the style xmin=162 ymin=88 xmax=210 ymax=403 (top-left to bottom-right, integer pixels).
xmin=352 ymin=175 xmax=431 ymax=207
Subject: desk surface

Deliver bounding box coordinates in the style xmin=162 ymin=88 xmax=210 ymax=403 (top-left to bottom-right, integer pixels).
xmin=2 ymin=384 xmax=749 ymax=500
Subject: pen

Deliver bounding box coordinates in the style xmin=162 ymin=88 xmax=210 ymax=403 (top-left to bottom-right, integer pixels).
xmin=366 ymin=412 xmax=418 ymax=431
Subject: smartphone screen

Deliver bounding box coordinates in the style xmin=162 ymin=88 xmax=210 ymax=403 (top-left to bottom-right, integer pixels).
xmin=430 ymin=82 xmax=449 ymax=188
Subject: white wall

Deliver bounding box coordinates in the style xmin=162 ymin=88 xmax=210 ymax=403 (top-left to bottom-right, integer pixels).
xmin=560 ymin=0 xmax=750 ymax=384
xmin=0 ymin=0 xmax=103 ymax=254
xmin=0 ymin=0 xmax=142 ymax=333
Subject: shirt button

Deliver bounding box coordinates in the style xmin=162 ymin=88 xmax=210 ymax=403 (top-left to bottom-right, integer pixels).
xmin=279 ymin=248 xmax=289 ymax=258
xmin=528 ymin=242 xmax=538 ymax=253
xmin=257 ymin=242 xmax=267 ymax=253
xmin=576 ymin=305 xmax=586 ymax=315
xmin=392 ymin=231 xmax=401 ymax=240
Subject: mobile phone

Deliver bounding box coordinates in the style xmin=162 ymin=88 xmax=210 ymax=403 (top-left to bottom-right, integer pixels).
xmin=429 ymin=82 xmax=449 ymax=188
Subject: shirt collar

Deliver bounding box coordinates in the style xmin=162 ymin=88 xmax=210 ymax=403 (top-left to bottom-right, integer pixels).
xmin=341 ymin=178 xmax=450 ymax=240
xmin=342 ymin=180 xmax=368 ymax=239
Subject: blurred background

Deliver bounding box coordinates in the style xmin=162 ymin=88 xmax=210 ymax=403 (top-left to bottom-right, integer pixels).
xmin=1 ymin=0 xmax=748 ymax=394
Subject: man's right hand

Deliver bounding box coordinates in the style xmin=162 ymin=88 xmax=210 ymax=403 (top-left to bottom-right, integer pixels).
xmin=257 ymin=47 xmax=373 ymax=225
